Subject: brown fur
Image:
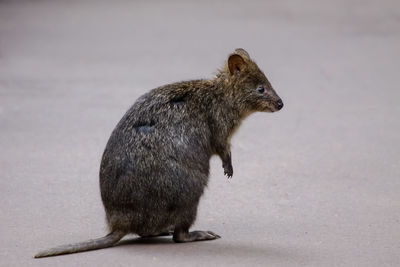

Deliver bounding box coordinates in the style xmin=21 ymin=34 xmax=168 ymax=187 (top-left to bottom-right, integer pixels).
xmin=35 ymin=48 xmax=283 ymax=258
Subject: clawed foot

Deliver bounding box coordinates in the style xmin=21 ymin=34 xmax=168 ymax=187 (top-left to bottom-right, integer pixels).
xmin=173 ymin=230 xmax=221 ymax=242
xmin=223 ymin=163 xmax=233 ymax=178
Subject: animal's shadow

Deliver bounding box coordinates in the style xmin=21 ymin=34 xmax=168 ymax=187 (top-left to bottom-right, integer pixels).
xmin=115 ymin=235 xmax=309 ymax=264
xmin=117 ymin=235 xmax=174 ymax=246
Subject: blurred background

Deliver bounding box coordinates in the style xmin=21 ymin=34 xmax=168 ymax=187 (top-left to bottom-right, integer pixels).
xmin=0 ymin=0 xmax=399 ymax=266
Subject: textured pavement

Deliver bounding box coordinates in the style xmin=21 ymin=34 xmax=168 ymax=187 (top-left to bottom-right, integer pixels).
xmin=1 ymin=0 xmax=399 ymax=266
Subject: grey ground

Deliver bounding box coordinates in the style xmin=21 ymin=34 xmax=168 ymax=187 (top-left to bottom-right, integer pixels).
xmin=1 ymin=0 xmax=399 ymax=266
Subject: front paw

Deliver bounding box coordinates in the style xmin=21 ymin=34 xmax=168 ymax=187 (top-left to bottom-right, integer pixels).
xmin=223 ymin=164 xmax=233 ymax=178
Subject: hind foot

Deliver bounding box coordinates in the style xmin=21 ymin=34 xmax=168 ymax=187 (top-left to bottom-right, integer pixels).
xmin=173 ymin=229 xmax=221 ymax=243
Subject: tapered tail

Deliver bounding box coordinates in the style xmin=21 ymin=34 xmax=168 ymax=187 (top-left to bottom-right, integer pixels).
xmin=34 ymin=231 xmax=125 ymax=258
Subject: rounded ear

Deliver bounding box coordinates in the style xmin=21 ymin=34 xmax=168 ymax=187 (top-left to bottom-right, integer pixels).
xmin=234 ymin=48 xmax=250 ymax=59
xmin=228 ymin=54 xmax=246 ymax=75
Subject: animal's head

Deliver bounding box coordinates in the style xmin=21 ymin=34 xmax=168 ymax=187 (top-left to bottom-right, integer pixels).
xmin=222 ymin=48 xmax=283 ymax=113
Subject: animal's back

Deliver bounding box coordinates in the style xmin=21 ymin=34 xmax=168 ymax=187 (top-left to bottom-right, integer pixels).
xmin=100 ymin=81 xmax=213 ymax=235
xmin=34 ymin=49 xmax=283 ymax=258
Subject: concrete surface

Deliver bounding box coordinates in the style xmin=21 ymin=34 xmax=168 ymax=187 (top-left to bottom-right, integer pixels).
xmin=1 ymin=0 xmax=399 ymax=266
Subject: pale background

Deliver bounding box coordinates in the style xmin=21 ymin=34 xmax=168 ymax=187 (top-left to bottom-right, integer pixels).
xmin=1 ymin=0 xmax=399 ymax=266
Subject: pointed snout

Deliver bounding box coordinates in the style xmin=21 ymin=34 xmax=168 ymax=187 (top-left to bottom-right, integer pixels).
xmin=275 ymin=99 xmax=284 ymax=111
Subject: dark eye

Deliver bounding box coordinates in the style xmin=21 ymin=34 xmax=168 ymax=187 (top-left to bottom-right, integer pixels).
xmin=257 ymin=86 xmax=265 ymax=93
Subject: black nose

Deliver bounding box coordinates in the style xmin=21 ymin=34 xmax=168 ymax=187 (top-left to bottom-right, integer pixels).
xmin=275 ymin=99 xmax=284 ymax=110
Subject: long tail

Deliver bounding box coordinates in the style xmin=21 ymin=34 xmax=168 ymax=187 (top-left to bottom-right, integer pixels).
xmin=34 ymin=231 xmax=125 ymax=258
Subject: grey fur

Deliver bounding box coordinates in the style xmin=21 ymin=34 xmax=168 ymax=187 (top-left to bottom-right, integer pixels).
xmin=34 ymin=48 xmax=283 ymax=258
xmin=34 ymin=231 xmax=125 ymax=258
